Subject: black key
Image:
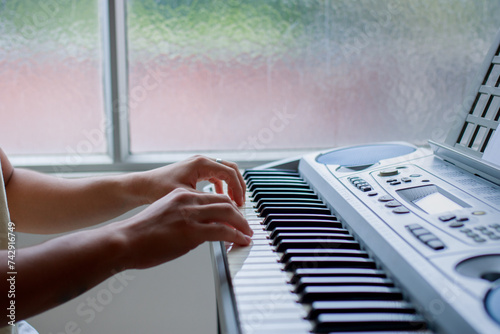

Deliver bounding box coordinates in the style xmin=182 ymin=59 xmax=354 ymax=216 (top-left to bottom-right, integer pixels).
xmin=308 ymin=300 xmax=415 ymax=319
xmin=254 ymin=198 xmax=324 ymax=209
xmin=299 ymin=286 xmax=403 ymax=303
xmin=272 ymin=233 xmax=354 ymax=246
xmin=247 ymin=176 xmax=304 ymax=182
xmin=313 ymin=312 xmax=427 ymax=332
xmin=291 ymin=268 xmax=386 ymax=284
xmin=243 ymin=170 xmax=299 ymax=179
xmin=256 ymin=201 xmax=327 ymax=212
xmin=295 ymin=276 xmax=393 ymax=293
xmin=275 ymin=239 xmax=360 ymax=253
xmin=253 ymin=191 xmax=319 ymax=202
xmin=247 ymin=175 xmax=302 ymax=180
xmin=284 ymin=256 xmax=376 ymax=271
xmin=247 ymin=177 xmax=298 ymax=184
xmin=249 ymin=182 xmax=310 ymax=192
xmin=251 ymin=185 xmax=312 ymax=191
xmin=271 ymin=227 xmax=349 ymax=240
xmin=243 ymin=173 xmax=304 ymax=182
xmin=263 ymin=214 xmax=337 ymax=226
xmin=260 ymin=206 xmax=332 ymax=218
xmin=266 ymin=219 xmax=343 ymax=231
xmin=280 ymin=248 xmax=367 ymax=263
xmin=251 ymin=187 xmax=315 ymax=198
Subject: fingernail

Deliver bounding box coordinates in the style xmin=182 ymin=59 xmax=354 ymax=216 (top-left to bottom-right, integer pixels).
xmin=244 ymin=235 xmax=252 ymax=244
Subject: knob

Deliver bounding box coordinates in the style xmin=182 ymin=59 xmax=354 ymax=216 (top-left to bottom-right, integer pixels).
xmin=379 ymin=168 xmax=399 ymax=177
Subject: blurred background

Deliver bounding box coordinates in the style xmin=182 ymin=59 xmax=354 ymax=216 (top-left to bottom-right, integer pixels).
xmin=1 ymin=0 xmax=499 ymax=157
xmin=1 ymin=1 xmax=500 ymax=333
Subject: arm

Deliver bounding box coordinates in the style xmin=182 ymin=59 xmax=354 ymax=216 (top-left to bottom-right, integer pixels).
xmin=1 ymin=149 xmax=246 ymax=234
xmin=1 ymin=188 xmax=252 ymax=325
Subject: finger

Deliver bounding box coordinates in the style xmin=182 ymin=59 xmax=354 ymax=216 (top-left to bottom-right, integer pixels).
xmin=196 ymin=223 xmax=252 ymax=246
xmin=227 ymin=188 xmax=235 ymax=204
xmin=221 ymin=160 xmax=246 ymax=200
xmin=208 ymin=177 xmax=224 ymax=195
xmin=189 ymin=192 xmax=241 ymax=212
xmin=209 ymin=159 xmax=246 ymax=206
xmin=190 ymin=202 xmax=252 ymax=236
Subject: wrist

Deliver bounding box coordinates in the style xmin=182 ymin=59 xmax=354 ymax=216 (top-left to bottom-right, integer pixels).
xmin=99 ymin=221 xmax=133 ymax=271
xmin=120 ymin=171 xmax=152 ymax=206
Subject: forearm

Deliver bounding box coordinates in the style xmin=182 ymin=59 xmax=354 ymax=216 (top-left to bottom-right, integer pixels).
xmin=1 ymin=225 xmax=128 ymax=325
xmin=6 ymin=169 xmax=147 ymax=233
xmin=0 ymin=179 xmax=252 ymax=326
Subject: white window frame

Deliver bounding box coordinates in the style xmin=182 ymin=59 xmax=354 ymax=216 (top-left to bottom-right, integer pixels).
xmin=9 ymin=0 xmax=313 ymax=173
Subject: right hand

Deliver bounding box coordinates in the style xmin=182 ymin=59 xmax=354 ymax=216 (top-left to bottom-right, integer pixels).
xmin=116 ymin=188 xmax=253 ymax=270
xmin=134 ymin=155 xmax=247 ymax=207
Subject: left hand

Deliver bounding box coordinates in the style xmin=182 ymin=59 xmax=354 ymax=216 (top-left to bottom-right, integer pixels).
xmin=136 ymin=155 xmax=246 ymax=206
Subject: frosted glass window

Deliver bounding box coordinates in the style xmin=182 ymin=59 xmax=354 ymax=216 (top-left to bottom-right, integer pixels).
xmin=127 ymin=0 xmax=500 ymax=154
xmin=0 ymin=1 xmax=105 ymax=156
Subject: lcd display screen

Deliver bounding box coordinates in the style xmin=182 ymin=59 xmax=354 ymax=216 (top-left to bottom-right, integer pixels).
xmin=397 ymin=184 xmax=470 ymax=215
xmin=413 ymin=192 xmax=464 ymax=215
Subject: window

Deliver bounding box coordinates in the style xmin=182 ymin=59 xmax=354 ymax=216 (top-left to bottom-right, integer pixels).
xmin=1 ymin=0 xmax=500 ymax=171
xmin=0 ymin=1 xmax=105 ymax=158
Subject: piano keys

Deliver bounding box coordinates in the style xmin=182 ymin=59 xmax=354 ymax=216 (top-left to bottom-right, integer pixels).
xmin=212 ymin=169 xmax=429 ymax=334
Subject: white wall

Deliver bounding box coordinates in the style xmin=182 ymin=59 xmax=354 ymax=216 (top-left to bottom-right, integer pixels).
xmin=17 ymin=207 xmax=217 ymax=334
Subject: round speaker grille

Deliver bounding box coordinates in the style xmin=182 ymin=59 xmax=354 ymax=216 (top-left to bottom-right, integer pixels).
xmin=486 ymin=285 xmax=500 ymax=325
xmin=316 ymin=143 xmax=416 ymax=168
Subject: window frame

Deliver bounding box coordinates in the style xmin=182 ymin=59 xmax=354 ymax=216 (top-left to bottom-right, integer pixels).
xmin=9 ymin=0 xmax=311 ymax=173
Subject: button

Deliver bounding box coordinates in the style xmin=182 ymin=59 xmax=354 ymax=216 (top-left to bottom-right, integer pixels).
xmin=426 ymin=240 xmax=445 ymax=250
xmin=353 ymin=180 xmax=365 ymax=185
xmin=418 ymin=234 xmax=438 ymax=243
xmin=367 ymin=191 xmax=378 ymax=196
xmin=481 ymin=230 xmax=495 ymax=236
xmin=406 ymin=224 xmax=422 ymax=230
xmin=378 ymin=195 xmax=394 ymax=202
xmin=360 ymin=186 xmax=372 ymax=192
xmin=473 ymin=236 xmax=487 ymax=243
xmin=386 ymin=178 xmax=398 ymax=183
xmin=426 ymin=239 xmax=445 ymax=250
xmin=439 ymin=214 xmax=456 ymax=222
xmin=489 ymin=235 xmax=500 ymax=240
xmin=491 ymin=224 xmax=500 ymax=228
xmin=390 ymin=181 xmax=402 ymax=185
xmin=460 ymin=228 xmax=472 ymax=233
xmin=467 ymin=232 xmax=480 ymax=238
xmin=412 ymin=228 xmax=431 ymax=237
xmin=379 ymin=169 xmax=399 ymax=177
xmin=410 ymin=174 xmax=421 ymax=177
xmin=474 ymin=226 xmax=487 ymax=231
xmin=356 ymin=182 xmax=369 ymax=189
xmin=456 ymin=216 xmax=469 ymax=222
xmin=401 ymin=177 xmax=411 ymax=183
xmin=422 ymin=179 xmax=430 ymax=182
xmin=385 ymin=200 xmax=402 ymax=208
xmin=393 ymin=207 xmax=410 ymax=214
xmin=472 ymin=211 xmax=486 ymax=216
xmin=348 ymin=177 xmax=361 ymax=181
xmin=449 ymin=222 xmax=464 ymax=228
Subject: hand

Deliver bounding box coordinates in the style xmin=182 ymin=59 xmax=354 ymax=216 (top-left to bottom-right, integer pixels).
xmin=117 ymin=188 xmax=253 ymax=270
xmin=137 ymin=155 xmax=246 ymax=206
